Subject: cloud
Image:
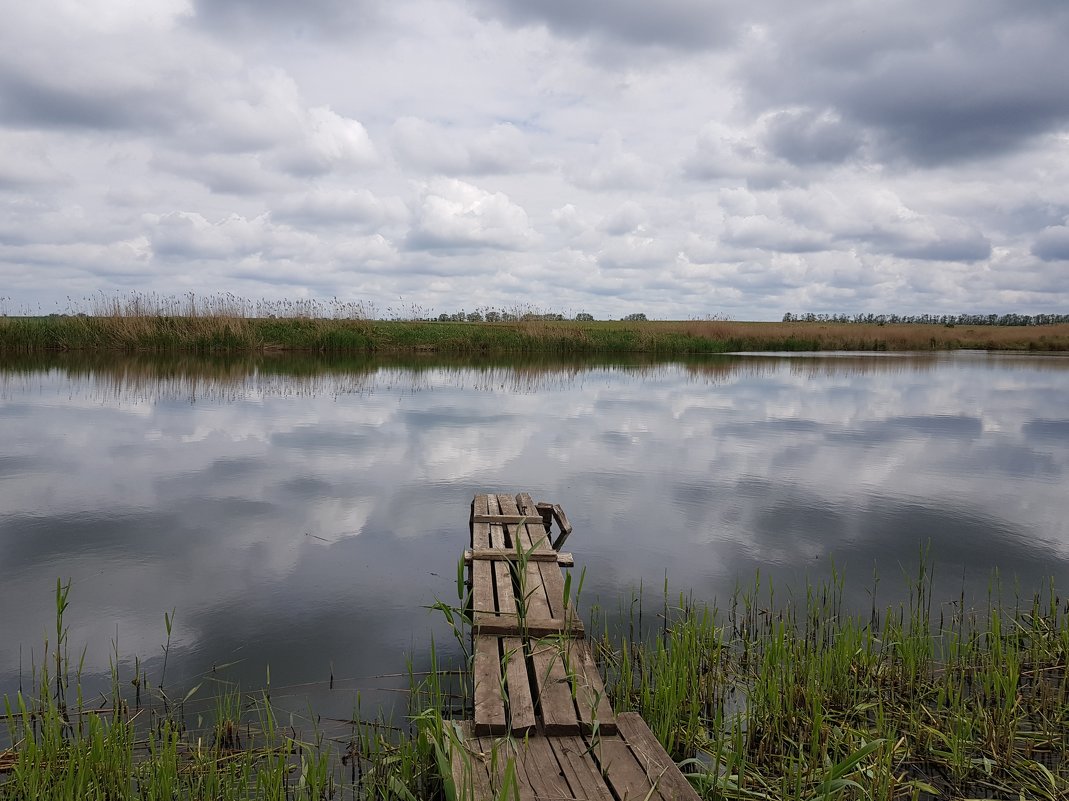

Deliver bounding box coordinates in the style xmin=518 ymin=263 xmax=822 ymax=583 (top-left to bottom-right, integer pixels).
xmin=471 ymin=0 xmax=736 ymax=49
xmin=1031 ymin=225 xmax=1069 ymax=262
xmin=189 ymin=0 xmax=383 ymax=39
xmin=2 ymin=0 xmax=1069 ymax=319
xmin=683 ymin=123 xmax=796 ymax=188
xmin=147 ymin=212 xmax=318 ymax=262
xmin=407 ymin=179 xmax=540 ymax=251
xmin=391 ymin=118 xmax=534 ymax=175
xmin=571 ymin=131 xmax=657 ymax=190
xmin=742 ymin=0 xmax=1069 ymax=165
xmin=271 ymin=106 xmax=377 ymax=176
xmin=599 ymin=201 xmax=648 ymax=236
xmin=272 ymin=189 xmax=408 ymax=229
xmin=722 ymin=215 xmax=832 ymax=254
xmin=0 ymin=132 xmax=66 ymax=188
xmin=762 ymin=108 xmax=863 ymax=166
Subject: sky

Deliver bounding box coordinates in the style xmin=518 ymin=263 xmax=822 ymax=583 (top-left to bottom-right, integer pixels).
xmin=1 ymin=0 xmax=1068 ymax=321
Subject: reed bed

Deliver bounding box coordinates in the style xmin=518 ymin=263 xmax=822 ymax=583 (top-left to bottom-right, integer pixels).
xmin=598 ymin=566 xmax=1069 ymax=800
xmin=3 ymin=293 xmax=1068 ymax=354
xmin=4 ymin=566 xmax=1067 ymax=799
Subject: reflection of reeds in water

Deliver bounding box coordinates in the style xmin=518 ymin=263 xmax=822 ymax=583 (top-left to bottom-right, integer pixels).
xmin=2 ymin=350 xmax=1068 ymax=405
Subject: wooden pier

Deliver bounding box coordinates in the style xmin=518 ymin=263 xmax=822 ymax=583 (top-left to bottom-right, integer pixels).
xmin=449 ymin=492 xmax=701 ymax=800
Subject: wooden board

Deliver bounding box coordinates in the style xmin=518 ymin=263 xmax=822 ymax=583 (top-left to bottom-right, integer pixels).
xmin=529 ymin=637 xmax=579 ymax=734
xmin=471 ymin=513 xmax=547 ymax=525
xmin=516 ymin=494 xmax=572 ymax=622
xmin=567 ymin=640 xmax=616 ymax=735
xmin=448 ymin=723 xmax=496 ymax=801
xmin=497 ymin=495 xmax=553 ymax=621
xmin=464 ymin=548 xmax=574 ymax=566
xmin=501 ymin=635 xmax=535 ymax=734
xmin=515 ymin=736 xmax=574 ymax=801
xmin=486 ymin=496 xmax=536 ymax=734
xmin=615 ymin=712 xmax=701 ymax=801
xmin=473 ymin=635 xmax=506 ymax=734
xmin=590 ymin=735 xmax=670 ymax=801
xmin=473 ymin=616 xmax=584 ymax=638
xmin=550 ymin=737 xmax=616 ymax=801
xmin=471 ymin=495 xmax=506 ymax=733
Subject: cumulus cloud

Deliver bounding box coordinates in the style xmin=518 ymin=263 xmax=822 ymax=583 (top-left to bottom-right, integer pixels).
xmin=391 ymin=118 xmax=533 ymax=175
xmin=572 ymin=131 xmax=657 ymax=190
xmin=407 ymin=179 xmax=540 ymax=251
xmin=272 ymin=189 xmax=407 ymax=229
xmin=722 ymin=215 xmax=832 ymax=254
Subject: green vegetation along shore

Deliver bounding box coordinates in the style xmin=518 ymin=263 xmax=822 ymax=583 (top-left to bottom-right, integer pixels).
xmin=3 ymin=314 xmax=1069 ymax=355
xmin=4 ymin=567 xmax=1066 ymax=799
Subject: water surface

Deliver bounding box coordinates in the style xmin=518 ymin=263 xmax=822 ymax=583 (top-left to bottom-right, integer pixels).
xmin=2 ymin=351 xmax=1068 ymax=718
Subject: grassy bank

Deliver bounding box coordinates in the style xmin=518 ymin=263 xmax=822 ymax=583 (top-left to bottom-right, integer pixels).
xmin=4 ymin=568 xmax=1067 ymax=799
xmin=3 ymin=313 xmax=1069 ymax=355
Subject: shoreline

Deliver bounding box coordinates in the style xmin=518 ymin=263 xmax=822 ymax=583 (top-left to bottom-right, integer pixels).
xmin=3 ymin=316 xmax=1069 ymax=355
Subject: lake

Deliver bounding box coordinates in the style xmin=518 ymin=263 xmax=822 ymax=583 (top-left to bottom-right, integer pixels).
xmin=2 ymin=351 xmax=1068 ymax=722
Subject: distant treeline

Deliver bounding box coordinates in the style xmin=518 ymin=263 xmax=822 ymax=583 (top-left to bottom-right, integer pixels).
xmin=782 ymin=312 xmax=1069 ymax=326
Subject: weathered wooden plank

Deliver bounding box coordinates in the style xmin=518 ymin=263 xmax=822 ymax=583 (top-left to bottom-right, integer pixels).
xmin=463 ymin=548 xmax=574 ymax=566
xmin=476 ymin=737 xmax=536 ymax=801
xmin=471 ymin=558 xmax=496 ymax=617
xmin=501 ymin=636 xmax=535 ymax=734
xmin=550 ymin=504 xmax=573 ymax=550
xmin=471 ymin=514 xmax=547 ymax=525
xmin=615 ymin=712 xmax=702 ymax=801
xmin=450 ymin=722 xmax=496 ymax=801
xmin=479 ymin=495 xmax=535 ymax=736
xmin=512 ymin=494 xmax=554 ymax=552
xmin=500 ymin=494 xmax=551 ymax=551
xmin=473 ymin=636 xmax=506 ymax=735
xmin=567 ymin=640 xmax=617 ymax=735
xmin=471 ymin=494 xmax=491 ymax=549
xmin=550 ymin=737 xmax=615 ymax=801
xmin=591 ymin=734 xmax=667 ymax=801
xmin=473 ymin=614 xmax=585 ymax=638
xmin=530 ymin=637 xmax=580 ymax=734
xmin=516 ymin=736 xmax=574 ymax=801
xmin=516 ymin=494 xmax=572 ymax=621
xmin=498 ymin=495 xmax=553 ymax=620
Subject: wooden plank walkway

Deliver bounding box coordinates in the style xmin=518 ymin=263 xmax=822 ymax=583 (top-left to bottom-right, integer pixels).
xmin=449 ymin=492 xmax=701 ymax=801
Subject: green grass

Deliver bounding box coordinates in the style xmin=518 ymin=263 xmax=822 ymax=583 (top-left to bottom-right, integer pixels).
xmin=4 ymin=566 xmax=1067 ymax=799
xmin=4 ymin=304 xmax=1069 ymax=355
xmin=596 ymin=565 xmax=1069 ymax=799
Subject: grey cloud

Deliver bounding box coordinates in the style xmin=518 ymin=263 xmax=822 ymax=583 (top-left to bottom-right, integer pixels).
xmin=271 ymin=189 xmax=408 ymax=229
xmin=891 ymin=236 xmax=992 ymax=263
xmin=1031 ymin=225 xmax=1069 ymax=261
xmin=763 ymin=108 xmax=863 ymax=166
xmin=472 ymin=0 xmax=735 ymax=49
xmin=744 ymin=1 xmax=1069 ymax=165
xmin=0 ymin=64 xmax=176 ymax=131
xmin=722 ymin=215 xmax=832 ymax=254
xmin=189 ymin=0 xmax=382 ymax=39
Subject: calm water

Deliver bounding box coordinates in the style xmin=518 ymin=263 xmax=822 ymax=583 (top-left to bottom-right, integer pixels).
xmin=2 ymin=351 xmax=1068 ymax=719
